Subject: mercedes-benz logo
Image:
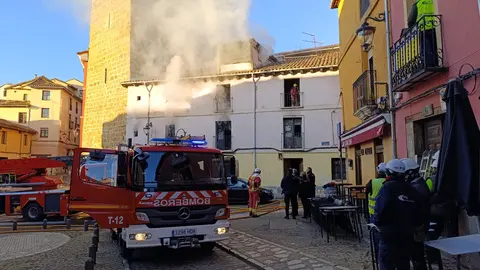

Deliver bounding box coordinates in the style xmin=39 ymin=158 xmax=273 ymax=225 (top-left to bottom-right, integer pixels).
xmin=178 ymin=207 xmax=191 ymax=220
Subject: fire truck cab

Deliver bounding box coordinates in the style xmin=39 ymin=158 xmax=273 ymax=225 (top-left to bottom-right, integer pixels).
xmin=68 ymin=135 xmax=230 ymax=258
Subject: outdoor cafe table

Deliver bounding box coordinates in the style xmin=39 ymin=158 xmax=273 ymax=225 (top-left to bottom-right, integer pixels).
xmin=335 ymin=182 xmax=352 ymax=199
xmin=345 ymin=185 xmax=368 ymax=220
xmin=316 ymin=205 xmax=362 ymax=243
xmin=424 ymin=234 xmax=480 ymax=270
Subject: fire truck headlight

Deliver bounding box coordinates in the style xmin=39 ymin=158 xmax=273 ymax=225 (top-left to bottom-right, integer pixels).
xmin=129 ymin=233 xmax=152 ymax=241
xmin=136 ymin=212 xmax=150 ymax=222
xmin=215 ymin=227 xmax=229 ymax=235
xmin=215 ymin=208 xmax=226 ymax=217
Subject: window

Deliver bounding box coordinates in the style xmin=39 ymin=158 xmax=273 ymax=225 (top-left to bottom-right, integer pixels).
xmin=104 ymin=68 xmax=108 ymax=84
xmin=215 ymin=121 xmax=232 ymax=150
xmin=215 ymin=85 xmax=231 ymax=112
xmin=133 ymin=151 xmax=225 ymax=190
xmin=360 ymin=0 xmax=370 ymax=18
xmin=2 ymin=89 xmax=6 ymax=97
xmin=76 ymin=102 xmax=79 ymax=114
xmin=18 ymin=112 xmax=27 ymax=124
xmin=134 ymin=130 xmax=139 ymax=137
xmin=42 ymin=91 xmax=50 ymax=101
xmin=79 ymin=152 xmax=119 ymax=187
xmin=23 ymin=135 xmax=28 ymax=146
xmin=331 ymin=158 xmax=347 ymax=180
xmin=23 ymin=94 xmax=28 ymax=101
xmin=69 ymin=114 xmax=73 ymax=129
xmin=165 ymin=124 xmax=175 ymax=137
xmin=69 ymin=98 xmax=72 ymax=111
xmin=283 ymin=118 xmax=303 ymax=149
xmin=40 ymin=128 xmax=49 ymax=138
xmin=41 ymin=108 xmax=49 ymax=118
xmin=75 ymin=117 xmax=78 ymax=127
xmin=1 ymin=131 xmax=6 ymax=144
xmin=137 ymin=96 xmax=141 ymax=101
xmin=283 ymin=78 xmax=301 ymax=107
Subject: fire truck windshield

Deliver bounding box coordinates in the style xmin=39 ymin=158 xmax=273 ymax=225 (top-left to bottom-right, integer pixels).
xmin=132 ymin=151 xmax=227 ymax=191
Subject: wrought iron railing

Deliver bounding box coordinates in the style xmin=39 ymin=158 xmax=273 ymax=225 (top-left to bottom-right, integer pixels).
xmin=353 ymin=70 xmax=377 ymax=113
xmin=281 ymin=132 xmax=304 ymax=150
xmin=390 ymin=15 xmax=444 ymax=91
xmin=281 ymin=92 xmax=303 ymax=108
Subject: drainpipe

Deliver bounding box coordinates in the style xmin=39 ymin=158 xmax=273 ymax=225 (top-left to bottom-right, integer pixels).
xmin=252 ymin=73 xmax=260 ymax=169
xmin=384 ymin=0 xmax=397 ymax=158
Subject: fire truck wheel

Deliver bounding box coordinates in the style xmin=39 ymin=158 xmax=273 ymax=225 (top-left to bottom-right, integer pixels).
xmin=120 ymin=238 xmax=133 ymax=259
xmin=200 ymin=242 xmax=215 ymax=252
xmin=23 ymin=203 xmax=44 ymax=222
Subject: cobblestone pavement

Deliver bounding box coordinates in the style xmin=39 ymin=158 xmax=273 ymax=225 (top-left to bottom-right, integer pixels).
xmin=0 ymin=230 xmax=126 ymax=270
xmin=231 ymin=210 xmax=371 ymax=270
xmin=0 ymin=232 xmax=70 ymax=261
xmin=220 ymin=229 xmax=348 ymax=270
xmin=128 ymin=246 xmax=254 ymax=270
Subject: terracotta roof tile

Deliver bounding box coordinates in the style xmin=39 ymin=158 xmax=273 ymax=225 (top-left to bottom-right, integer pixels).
xmin=123 ymin=45 xmax=339 ymax=86
xmin=5 ymin=76 xmax=82 ymax=100
xmin=0 ymin=118 xmax=37 ymax=134
xmin=0 ymin=100 xmax=31 ymax=108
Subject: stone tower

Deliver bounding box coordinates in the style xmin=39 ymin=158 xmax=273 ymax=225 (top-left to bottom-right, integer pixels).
xmin=82 ymin=0 xmax=132 ymax=149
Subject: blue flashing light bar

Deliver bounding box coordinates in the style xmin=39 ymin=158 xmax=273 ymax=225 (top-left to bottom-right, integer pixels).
xmin=151 ymin=135 xmax=207 ymax=146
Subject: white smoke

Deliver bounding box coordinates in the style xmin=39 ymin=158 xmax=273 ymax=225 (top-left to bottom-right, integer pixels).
xmin=132 ymin=0 xmax=253 ymax=112
xmin=44 ymin=0 xmax=91 ymax=25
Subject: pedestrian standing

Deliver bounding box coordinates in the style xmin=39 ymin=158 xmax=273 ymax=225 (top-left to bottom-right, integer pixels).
xmin=300 ymin=167 xmax=316 ymax=219
xmin=401 ymin=158 xmax=430 ymax=270
xmin=374 ymin=159 xmax=423 ymax=270
xmin=281 ymin=169 xmax=298 ymax=219
xmin=298 ymin=172 xmax=310 ymax=219
xmin=248 ymin=168 xmax=262 ymax=218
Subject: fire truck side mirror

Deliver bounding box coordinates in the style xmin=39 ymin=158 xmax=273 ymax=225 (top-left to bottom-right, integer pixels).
xmin=117 ymin=152 xmax=128 ymax=188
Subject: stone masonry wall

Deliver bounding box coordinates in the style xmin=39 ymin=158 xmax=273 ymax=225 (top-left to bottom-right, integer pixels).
xmin=82 ymin=0 xmax=131 ymax=149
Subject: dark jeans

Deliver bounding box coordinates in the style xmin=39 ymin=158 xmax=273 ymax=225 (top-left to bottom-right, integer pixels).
xmin=411 ymin=240 xmax=427 ymax=270
xmin=379 ymin=238 xmax=412 ymax=270
xmin=420 ymin=29 xmax=438 ymax=68
xmin=370 ymin=216 xmax=380 ymax=264
xmin=300 ymin=196 xmax=311 ymax=217
xmin=284 ymin=192 xmax=298 ymax=217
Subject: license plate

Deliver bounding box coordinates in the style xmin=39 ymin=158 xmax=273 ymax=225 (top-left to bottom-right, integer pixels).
xmin=172 ymin=228 xmax=197 ymax=237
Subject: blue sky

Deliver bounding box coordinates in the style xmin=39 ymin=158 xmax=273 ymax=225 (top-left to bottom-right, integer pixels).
xmin=0 ymin=0 xmax=338 ymax=85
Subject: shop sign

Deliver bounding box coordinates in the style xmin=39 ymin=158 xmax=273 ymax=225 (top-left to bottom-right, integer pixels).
xmin=422 ymin=104 xmax=434 ymax=117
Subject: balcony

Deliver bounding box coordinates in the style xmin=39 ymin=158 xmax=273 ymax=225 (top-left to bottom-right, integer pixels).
xmin=390 ymin=15 xmax=447 ymax=92
xmin=353 ymin=70 xmax=380 ymax=121
xmin=214 ymin=97 xmax=233 ymax=113
xmin=281 ymin=132 xmax=304 ymax=150
xmin=281 ymin=92 xmax=304 ymax=108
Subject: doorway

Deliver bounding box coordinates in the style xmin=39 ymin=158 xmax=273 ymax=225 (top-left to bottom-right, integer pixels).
xmin=355 ymin=145 xmax=363 ymax=185
xmin=283 ymin=158 xmax=303 ymax=176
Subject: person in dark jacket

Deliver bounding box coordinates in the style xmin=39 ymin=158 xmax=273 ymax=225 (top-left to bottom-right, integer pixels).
xmin=374 ymin=159 xmax=424 ymax=270
xmin=299 ymin=167 xmax=316 ymax=218
xmin=402 ymin=158 xmax=430 ymax=270
xmin=281 ymin=168 xmax=298 ymax=219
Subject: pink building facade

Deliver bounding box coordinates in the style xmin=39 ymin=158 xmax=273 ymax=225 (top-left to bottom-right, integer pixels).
xmin=390 ymin=0 xmax=480 ymax=159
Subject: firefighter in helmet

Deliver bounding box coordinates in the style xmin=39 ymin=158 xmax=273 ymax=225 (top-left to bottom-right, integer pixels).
xmin=248 ymin=168 xmax=262 ymax=217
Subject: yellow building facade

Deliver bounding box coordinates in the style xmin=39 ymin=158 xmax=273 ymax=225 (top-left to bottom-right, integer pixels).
xmin=0 ymin=76 xmax=82 ymax=157
xmin=330 ymin=0 xmax=392 ymax=185
xmin=0 ymin=119 xmax=37 ymax=159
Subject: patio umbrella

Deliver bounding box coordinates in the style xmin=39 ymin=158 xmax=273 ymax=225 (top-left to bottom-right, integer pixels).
xmin=435 ymin=79 xmax=480 ymax=216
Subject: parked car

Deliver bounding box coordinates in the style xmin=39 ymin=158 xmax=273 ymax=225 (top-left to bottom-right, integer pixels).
xmin=227 ymin=177 xmax=274 ymax=204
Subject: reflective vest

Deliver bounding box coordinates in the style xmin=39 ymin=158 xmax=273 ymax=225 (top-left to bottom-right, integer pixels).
xmin=416 ymin=0 xmax=435 ymax=30
xmin=368 ymin=178 xmax=386 ymax=215
xmin=248 ymin=175 xmax=261 ymax=192
xmin=426 ymin=175 xmax=435 ymax=193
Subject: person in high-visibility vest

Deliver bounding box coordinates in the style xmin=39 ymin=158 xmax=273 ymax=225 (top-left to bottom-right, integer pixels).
xmin=402 ymin=158 xmax=430 ymax=270
xmin=248 ymin=168 xmax=262 ymax=218
xmin=407 ymin=0 xmax=438 ymax=68
xmin=425 ymin=150 xmax=439 ymax=193
xmin=365 ymin=162 xmax=387 ymax=263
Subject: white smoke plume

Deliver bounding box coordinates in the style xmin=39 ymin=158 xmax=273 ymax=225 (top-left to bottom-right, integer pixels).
xmin=44 ymin=0 xmax=92 ymax=25
xmin=131 ymin=0 xmax=254 ymax=112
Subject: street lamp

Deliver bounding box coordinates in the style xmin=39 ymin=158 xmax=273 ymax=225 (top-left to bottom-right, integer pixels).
xmin=355 ymin=4 xmax=398 ymax=158
xmin=144 ymin=84 xmax=154 ymax=144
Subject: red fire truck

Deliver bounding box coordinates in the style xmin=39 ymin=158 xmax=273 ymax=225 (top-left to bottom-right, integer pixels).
xmin=69 ymin=135 xmax=231 ymax=257
xmin=1 ymin=135 xmax=231 ymax=258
